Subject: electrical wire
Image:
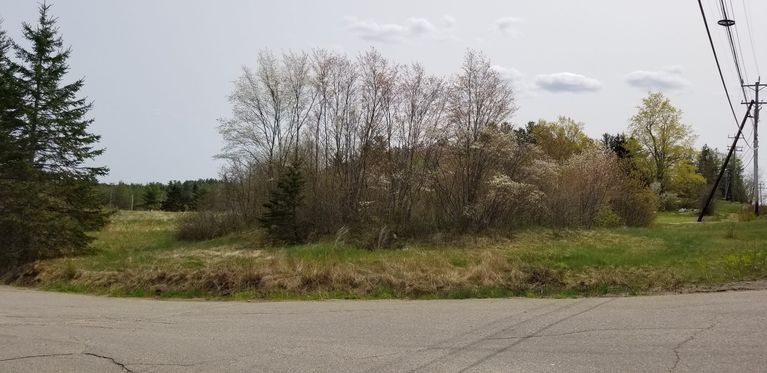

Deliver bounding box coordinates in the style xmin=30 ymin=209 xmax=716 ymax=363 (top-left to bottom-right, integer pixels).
xmin=743 ymin=152 xmax=755 ymax=171
xmin=712 ymin=0 xmax=753 ymax=147
xmin=728 ymin=0 xmax=750 ymax=83
xmin=719 ymin=0 xmax=749 ymax=99
xmin=742 ymin=0 xmax=761 ymax=77
xmin=698 ymin=0 xmax=753 ymax=149
xmin=732 ymin=0 xmax=762 ymax=150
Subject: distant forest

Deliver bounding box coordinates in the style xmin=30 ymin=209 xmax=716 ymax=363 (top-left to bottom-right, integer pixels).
xmin=96 ymin=179 xmax=220 ymax=212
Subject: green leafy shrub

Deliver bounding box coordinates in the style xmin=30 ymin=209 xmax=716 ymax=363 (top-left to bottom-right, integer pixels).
xmin=594 ymin=207 xmax=622 ymax=228
xmin=610 ymin=184 xmax=658 ymax=227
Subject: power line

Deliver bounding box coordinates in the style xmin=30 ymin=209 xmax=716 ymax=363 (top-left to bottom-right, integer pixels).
xmin=698 ymin=0 xmax=752 ymax=148
xmin=721 ymin=0 xmax=760 ymax=147
xmin=742 ymin=0 xmax=761 ymax=76
xmin=726 ymin=0 xmax=761 ymax=149
xmin=719 ymin=0 xmax=749 ymax=99
xmin=713 ymin=0 xmax=754 ymax=148
xmin=728 ymin=0 xmax=750 ymax=83
xmin=743 ymin=152 xmax=755 ymax=170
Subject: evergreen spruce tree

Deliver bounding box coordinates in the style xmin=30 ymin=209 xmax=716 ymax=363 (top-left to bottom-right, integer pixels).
xmin=696 ymin=145 xmax=722 ymax=215
xmin=259 ymin=162 xmax=305 ymax=243
xmin=0 ymin=22 xmax=34 ymax=267
xmin=696 ymin=145 xmax=721 ymax=187
xmin=189 ymin=183 xmax=206 ymax=210
xmin=601 ymin=133 xmax=631 ymax=159
xmin=727 ymin=157 xmax=748 ymax=202
xmin=142 ymin=185 xmax=162 ymax=210
xmin=162 ymin=181 xmax=186 ymax=211
xmin=0 ymin=23 xmax=25 ymax=166
xmin=708 ymin=151 xmax=748 ymax=202
xmin=15 ymin=3 xmax=105 ymax=176
xmin=1 ymin=4 xmax=107 ymax=268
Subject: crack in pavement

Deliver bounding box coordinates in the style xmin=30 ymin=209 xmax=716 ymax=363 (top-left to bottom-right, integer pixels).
xmin=84 ymin=353 xmax=134 ymax=373
xmin=0 ymin=322 xmax=138 ymax=333
xmin=485 ymin=326 xmax=707 ymax=339
xmin=0 ymin=352 xmax=134 ymax=372
xmin=669 ymin=317 xmax=718 ymax=372
xmin=398 ymin=299 xmax=589 ymax=373
xmin=457 ymin=298 xmax=615 ymax=373
xmin=128 ymin=362 xmax=197 ymax=367
xmin=0 ymin=322 xmax=50 ymax=327
xmin=3 ymin=315 xmax=175 ymax=325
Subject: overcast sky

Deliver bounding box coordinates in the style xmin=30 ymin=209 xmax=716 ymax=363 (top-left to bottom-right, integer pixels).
xmin=3 ymin=0 xmax=766 ymax=183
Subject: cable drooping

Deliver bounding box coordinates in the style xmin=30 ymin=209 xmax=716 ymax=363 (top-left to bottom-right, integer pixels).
xmin=742 ymin=0 xmax=761 ymax=77
xmin=698 ymin=0 xmax=752 ymax=149
xmin=719 ymin=0 xmax=749 ymax=100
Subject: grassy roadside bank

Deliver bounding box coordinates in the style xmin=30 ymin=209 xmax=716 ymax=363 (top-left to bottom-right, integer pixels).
xmin=5 ymin=202 xmax=767 ymax=300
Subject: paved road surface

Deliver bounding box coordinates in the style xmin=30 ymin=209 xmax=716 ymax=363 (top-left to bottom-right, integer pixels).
xmin=1 ymin=286 xmax=766 ymax=372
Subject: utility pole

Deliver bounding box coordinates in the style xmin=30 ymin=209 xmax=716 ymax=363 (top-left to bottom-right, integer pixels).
xmin=755 ymin=81 xmax=760 ymax=215
xmin=743 ymin=80 xmax=765 ymax=215
xmin=699 ymin=100 xmax=755 ymax=221
xmin=725 ymin=140 xmax=742 ymax=201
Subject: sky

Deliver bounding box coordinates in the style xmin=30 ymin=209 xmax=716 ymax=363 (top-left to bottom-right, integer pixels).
xmin=3 ymin=0 xmax=766 ymax=184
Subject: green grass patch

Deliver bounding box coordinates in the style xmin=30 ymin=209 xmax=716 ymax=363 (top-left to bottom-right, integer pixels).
xmin=8 ymin=203 xmax=767 ymax=300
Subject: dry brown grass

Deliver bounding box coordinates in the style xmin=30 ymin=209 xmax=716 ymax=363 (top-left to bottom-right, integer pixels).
xmin=8 ymin=208 xmax=767 ymax=300
xmin=21 ymin=247 xmax=689 ymax=299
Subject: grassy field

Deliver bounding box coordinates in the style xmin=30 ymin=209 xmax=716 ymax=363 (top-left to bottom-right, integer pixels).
xmin=7 ymin=201 xmax=767 ymax=300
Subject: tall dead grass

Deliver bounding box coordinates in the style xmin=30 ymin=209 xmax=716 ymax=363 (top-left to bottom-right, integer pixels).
xmin=20 ymin=249 xmax=684 ymax=298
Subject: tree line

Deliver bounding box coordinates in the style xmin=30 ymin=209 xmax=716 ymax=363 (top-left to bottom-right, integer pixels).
xmin=96 ymin=179 xmax=219 ymax=211
xmin=193 ymin=48 xmax=749 ymax=244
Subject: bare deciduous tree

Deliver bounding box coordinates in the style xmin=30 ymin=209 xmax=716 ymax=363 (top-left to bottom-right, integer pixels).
xmin=439 ymin=50 xmax=517 ymax=227
xmin=211 ymin=48 xmax=656 ymax=240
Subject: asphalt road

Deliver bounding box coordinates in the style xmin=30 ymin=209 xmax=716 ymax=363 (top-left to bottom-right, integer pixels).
xmin=1 ymin=287 xmax=766 ymax=372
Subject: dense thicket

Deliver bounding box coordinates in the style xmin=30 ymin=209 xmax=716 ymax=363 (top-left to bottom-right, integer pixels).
xmin=199 ymin=48 xmax=717 ymax=244
xmin=0 ymin=5 xmax=106 ymax=269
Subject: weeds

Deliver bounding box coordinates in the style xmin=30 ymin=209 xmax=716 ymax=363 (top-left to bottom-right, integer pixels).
xmin=10 ymin=204 xmax=767 ymax=300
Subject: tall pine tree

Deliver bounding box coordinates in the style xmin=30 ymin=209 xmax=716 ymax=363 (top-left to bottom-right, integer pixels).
xmin=1 ymin=4 xmax=107 ymax=268
xmin=162 ymin=181 xmax=187 ymax=211
xmin=696 ymin=145 xmax=721 ymax=187
xmin=0 ymin=23 xmax=25 ymax=167
xmin=142 ymin=185 xmax=163 ymax=210
xmin=0 ymin=21 xmax=34 ymax=267
xmin=15 ymin=3 xmax=105 ymax=176
xmin=696 ymin=145 xmax=722 ymax=215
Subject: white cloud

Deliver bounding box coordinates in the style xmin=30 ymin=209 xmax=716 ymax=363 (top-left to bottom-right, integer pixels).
xmin=625 ymin=66 xmax=690 ymax=90
xmin=345 ymin=17 xmax=408 ymax=43
xmin=345 ymin=16 xmax=458 ymax=43
xmin=408 ymin=17 xmax=437 ymax=37
xmin=534 ymin=72 xmax=603 ymax=93
xmin=492 ymin=65 xmax=536 ymax=98
xmin=443 ymin=15 xmax=456 ymax=29
xmin=492 ymin=65 xmax=524 ymax=84
xmin=494 ymin=16 xmax=523 ymax=36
